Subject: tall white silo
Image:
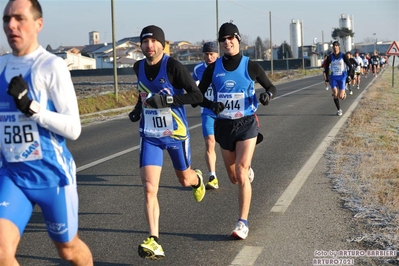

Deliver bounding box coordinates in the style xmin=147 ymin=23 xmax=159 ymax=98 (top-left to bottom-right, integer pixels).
xmin=338 ymin=14 xmax=354 ymax=52
xmin=290 ymin=19 xmax=302 ymax=59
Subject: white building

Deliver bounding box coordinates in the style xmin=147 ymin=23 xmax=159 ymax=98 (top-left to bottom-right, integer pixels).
xmin=50 ymin=46 xmax=96 ymax=70
xmin=290 ymin=19 xmax=302 ymax=59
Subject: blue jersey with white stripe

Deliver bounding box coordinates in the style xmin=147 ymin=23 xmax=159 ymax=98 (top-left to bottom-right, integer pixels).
xmin=0 ymin=49 xmax=78 ymax=189
xmin=212 ymin=56 xmax=257 ymax=119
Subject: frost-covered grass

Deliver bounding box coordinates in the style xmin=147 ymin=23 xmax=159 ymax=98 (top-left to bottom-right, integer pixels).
xmin=326 ymin=67 xmax=399 ymax=264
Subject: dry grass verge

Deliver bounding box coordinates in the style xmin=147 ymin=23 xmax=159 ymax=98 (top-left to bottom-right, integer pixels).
xmin=326 ymin=68 xmax=399 ymax=264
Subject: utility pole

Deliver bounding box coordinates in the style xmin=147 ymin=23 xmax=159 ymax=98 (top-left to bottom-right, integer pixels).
xmin=111 ymin=0 xmax=118 ymax=101
xmin=269 ymin=11 xmax=273 ymax=75
xmin=216 ymin=0 xmax=220 ymax=54
xmin=301 ymin=20 xmax=305 ymax=73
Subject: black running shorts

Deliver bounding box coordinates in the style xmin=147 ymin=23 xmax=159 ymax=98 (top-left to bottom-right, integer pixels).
xmin=214 ymin=115 xmax=259 ymax=152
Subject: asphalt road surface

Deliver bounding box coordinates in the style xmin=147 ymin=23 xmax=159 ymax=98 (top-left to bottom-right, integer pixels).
xmin=16 ymin=74 xmax=379 ymax=266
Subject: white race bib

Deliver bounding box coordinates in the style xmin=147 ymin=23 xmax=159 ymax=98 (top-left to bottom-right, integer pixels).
xmin=143 ymin=107 xmax=174 ymax=138
xmin=217 ymin=92 xmax=245 ymax=119
xmin=0 ymin=112 xmax=43 ymax=162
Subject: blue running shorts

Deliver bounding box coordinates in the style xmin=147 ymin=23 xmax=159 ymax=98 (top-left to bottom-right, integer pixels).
xmin=139 ymin=138 xmax=191 ymax=171
xmin=201 ymin=113 xmax=216 ymax=138
xmin=0 ymin=175 xmax=78 ymax=243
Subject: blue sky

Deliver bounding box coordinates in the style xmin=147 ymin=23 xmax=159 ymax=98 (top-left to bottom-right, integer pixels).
xmin=1 ymin=0 xmax=398 ymax=51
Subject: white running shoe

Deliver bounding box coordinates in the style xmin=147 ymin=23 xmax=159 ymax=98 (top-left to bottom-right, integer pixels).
xmin=337 ymin=109 xmax=343 ymax=116
xmin=230 ymin=221 xmax=249 ymax=240
xmin=248 ymin=167 xmax=254 ymax=183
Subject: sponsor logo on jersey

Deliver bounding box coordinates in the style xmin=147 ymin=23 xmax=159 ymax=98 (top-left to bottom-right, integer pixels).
xmin=21 ymin=141 xmax=40 ymax=158
xmin=145 ymin=110 xmax=158 ymax=115
xmin=0 ymin=114 xmax=16 ymax=122
xmin=219 ymin=94 xmax=232 ymax=99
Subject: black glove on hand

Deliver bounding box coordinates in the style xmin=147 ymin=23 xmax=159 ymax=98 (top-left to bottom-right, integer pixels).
xmin=210 ymin=102 xmax=225 ymax=115
xmin=259 ymin=92 xmax=271 ymax=106
xmin=7 ymin=74 xmax=31 ymax=114
xmin=146 ymin=94 xmax=168 ymax=109
xmin=128 ymin=108 xmax=141 ymax=122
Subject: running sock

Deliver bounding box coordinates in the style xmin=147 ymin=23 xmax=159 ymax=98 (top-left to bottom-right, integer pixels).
xmin=209 ymin=172 xmax=216 ymax=178
xmin=238 ymin=218 xmax=248 ymax=227
xmin=334 ymin=98 xmax=340 ymax=110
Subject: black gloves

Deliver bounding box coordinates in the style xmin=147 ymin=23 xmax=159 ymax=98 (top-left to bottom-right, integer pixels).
xmin=128 ymin=108 xmax=141 ymax=122
xmin=146 ymin=94 xmax=169 ymax=109
xmin=259 ymin=92 xmax=272 ymax=106
xmin=210 ymin=102 xmax=225 ymax=115
xmin=7 ymin=74 xmax=31 ymax=115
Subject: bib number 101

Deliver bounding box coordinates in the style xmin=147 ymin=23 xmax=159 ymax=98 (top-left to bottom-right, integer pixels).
xmin=152 ymin=116 xmax=167 ymax=128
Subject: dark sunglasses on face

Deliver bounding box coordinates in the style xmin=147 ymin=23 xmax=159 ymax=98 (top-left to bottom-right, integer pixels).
xmin=219 ymin=36 xmax=235 ymax=42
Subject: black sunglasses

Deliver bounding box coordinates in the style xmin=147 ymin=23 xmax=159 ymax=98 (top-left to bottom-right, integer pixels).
xmin=219 ymin=36 xmax=235 ymax=42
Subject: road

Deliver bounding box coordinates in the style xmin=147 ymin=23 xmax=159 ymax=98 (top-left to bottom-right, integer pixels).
xmin=16 ymin=74 xmax=378 ymax=266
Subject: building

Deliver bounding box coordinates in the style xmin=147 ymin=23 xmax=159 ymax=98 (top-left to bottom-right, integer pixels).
xmin=89 ymin=31 xmax=100 ymax=45
xmin=47 ymin=45 xmax=96 ymax=70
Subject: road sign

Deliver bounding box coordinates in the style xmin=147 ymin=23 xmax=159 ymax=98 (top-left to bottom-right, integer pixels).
xmin=386 ymin=41 xmax=399 ymax=56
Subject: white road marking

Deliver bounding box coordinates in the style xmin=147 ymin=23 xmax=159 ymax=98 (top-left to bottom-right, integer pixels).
xmin=230 ymin=246 xmax=263 ymax=265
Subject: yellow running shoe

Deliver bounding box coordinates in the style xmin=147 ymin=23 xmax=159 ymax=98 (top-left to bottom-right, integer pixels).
xmin=206 ymin=175 xmax=219 ymax=189
xmin=138 ymin=237 xmax=165 ymax=260
xmin=193 ymin=169 xmax=205 ymax=202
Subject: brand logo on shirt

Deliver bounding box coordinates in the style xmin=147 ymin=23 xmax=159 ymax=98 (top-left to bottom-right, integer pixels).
xmin=0 ymin=201 xmax=10 ymax=207
xmin=46 ymin=221 xmax=68 ymax=235
xmin=0 ymin=102 xmax=10 ymax=110
xmin=216 ymin=73 xmax=225 ymax=78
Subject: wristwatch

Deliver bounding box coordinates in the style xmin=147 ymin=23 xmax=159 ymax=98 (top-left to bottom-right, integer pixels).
xmin=27 ymin=100 xmax=40 ymax=116
xmin=166 ymin=95 xmax=173 ymax=105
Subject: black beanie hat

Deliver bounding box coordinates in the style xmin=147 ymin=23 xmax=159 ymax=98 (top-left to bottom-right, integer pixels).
xmin=218 ymin=22 xmax=241 ymax=43
xmin=140 ymin=25 xmax=165 ymax=47
xmin=202 ymin=42 xmax=218 ymax=53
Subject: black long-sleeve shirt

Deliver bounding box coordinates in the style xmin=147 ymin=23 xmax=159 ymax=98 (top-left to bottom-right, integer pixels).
xmin=198 ymin=53 xmax=277 ymax=109
xmin=133 ymin=55 xmax=203 ymax=109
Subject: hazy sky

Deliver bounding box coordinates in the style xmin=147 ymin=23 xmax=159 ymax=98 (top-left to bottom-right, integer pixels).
xmin=1 ymin=0 xmax=398 ymax=52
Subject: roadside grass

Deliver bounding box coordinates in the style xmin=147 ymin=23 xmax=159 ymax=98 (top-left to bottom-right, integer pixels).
xmin=327 ymin=68 xmax=399 ymax=257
